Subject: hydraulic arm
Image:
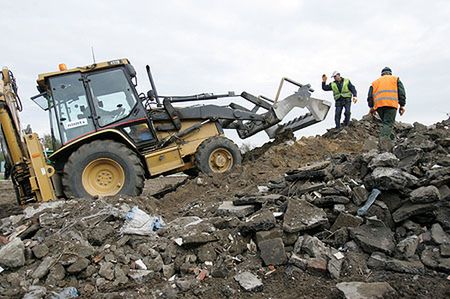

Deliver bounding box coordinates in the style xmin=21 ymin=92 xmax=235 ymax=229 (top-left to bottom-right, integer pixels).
xmin=147 ymin=75 xmax=331 ymax=140
xmin=0 ymin=68 xmax=56 ymax=204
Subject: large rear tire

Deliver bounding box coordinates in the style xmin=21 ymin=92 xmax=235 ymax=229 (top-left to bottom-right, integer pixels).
xmin=63 ymin=140 xmax=145 ymax=198
xmin=195 ymin=136 xmax=241 ymax=174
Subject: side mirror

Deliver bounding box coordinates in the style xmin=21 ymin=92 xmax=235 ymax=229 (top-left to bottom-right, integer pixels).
xmin=80 ymin=105 xmax=86 ymax=112
xmin=98 ymin=101 xmax=104 ymax=108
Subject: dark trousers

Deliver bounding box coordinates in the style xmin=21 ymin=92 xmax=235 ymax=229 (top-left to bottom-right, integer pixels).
xmin=377 ymin=106 xmax=397 ymax=141
xmin=335 ymin=98 xmax=351 ymax=128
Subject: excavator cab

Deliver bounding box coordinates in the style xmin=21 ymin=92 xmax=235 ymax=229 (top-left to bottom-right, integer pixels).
xmin=33 ymin=60 xmax=157 ymax=151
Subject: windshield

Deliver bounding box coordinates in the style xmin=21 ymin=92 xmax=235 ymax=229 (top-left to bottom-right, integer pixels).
xmin=87 ymin=69 xmax=137 ymax=127
xmin=49 ymin=73 xmax=95 ymax=144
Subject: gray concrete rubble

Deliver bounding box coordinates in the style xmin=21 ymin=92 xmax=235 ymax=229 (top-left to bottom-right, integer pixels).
xmin=240 ymin=210 xmax=276 ymax=233
xmin=410 ymin=185 xmax=441 ymax=203
xmin=0 ymin=117 xmax=449 ymax=298
xmin=396 ymin=235 xmax=419 ymax=258
xmin=217 ymin=201 xmax=256 ymax=218
xmin=349 ymin=220 xmax=396 ymax=254
xmin=282 ymin=198 xmax=328 ymax=233
xmin=336 ymin=281 xmax=396 ymax=299
xmin=368 ymin=152 xmax=399 ymax=169
xmin=392 ymin=202 xmax=436 ymax=223
xmin=234 ymin=272 xmax=263 ymax=292
xmin=258 ymin=237 xmax=287 ymax=265
xmin=364 ymin=167 xmax=419 ymax=190
xmin=330 ymin=213 xmax=363 ymax=232
xmin=368 ymin=252 xmax=424 ymax=274
xmin=431 ymin=223 xmax=450 ymax=245
xmin=0 ymin=238 xmax=25 ymax=268
xmin=352 ymin=185 xmax=368 ymax=206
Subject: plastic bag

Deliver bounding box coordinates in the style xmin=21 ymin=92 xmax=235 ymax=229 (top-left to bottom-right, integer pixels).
xmin=48 ymin=287 xmax=79 ymax=298
xmin=120 ymin=206 xmax=165 ymax=236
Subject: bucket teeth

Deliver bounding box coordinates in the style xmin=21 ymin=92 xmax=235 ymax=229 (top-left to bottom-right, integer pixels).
xmin=265 ymin=113 xmax=318 ymax=139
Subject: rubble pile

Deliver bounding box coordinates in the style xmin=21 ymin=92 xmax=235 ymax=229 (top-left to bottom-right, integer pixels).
xmin=0 ymin=117 xmax=449 ymax=298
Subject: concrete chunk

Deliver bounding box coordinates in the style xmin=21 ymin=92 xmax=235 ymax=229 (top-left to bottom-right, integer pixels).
xmin=352 ymin=186 xmax=368 ymax=206
xmin=364 ymin=167 xmax=418 ymax=191
xmin=410 ymin=185 xmax=441 ymax=203
xmin=234 ymin=271 xmax=263 ymax=292
xmin=283 ymin=199 xmax=328 ymax=233
xmin=217 ymin=201 xmax=256 ymax=218
xmin=255 ymin=229 xmax=282 ymax=246
xmin=330 ymin=213 xmax=363 ymax=232
xmin=392 ymin=202 xmax=436 ymax=223
xmin=312 ymin=195 xmax=350 ymax=207
xmin=368 ymin=152 xmax=399 ymax=169
xmin=431 ymin=223 xmax=450 ymax=244
xmin=240 ymin=210 xmax=276 ymax=233
xmin=233 ymin=194 xmax=284 ymax=206
xmin=336 ymin=281 xmax=396 ymax=299
xmin=258 ymin=237 xmax=287 ymax=266
xmin=32 ymin=256 xmax=55 ymax=279
xmin=349 ymin=220 xmax=395 ymax=254
xmin=0 ymin=238 xmax=25 ymax=268
xmin=396 ymin=235 xmax=419 ymax=258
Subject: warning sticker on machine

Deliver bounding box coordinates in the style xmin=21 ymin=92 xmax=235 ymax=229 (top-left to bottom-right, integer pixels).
xmin=65 ymin=118 xmax=88 ymax=129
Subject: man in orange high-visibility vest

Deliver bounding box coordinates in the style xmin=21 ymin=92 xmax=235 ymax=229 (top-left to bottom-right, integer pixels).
xmin=367 ymin=67 xmax=406 ymax=151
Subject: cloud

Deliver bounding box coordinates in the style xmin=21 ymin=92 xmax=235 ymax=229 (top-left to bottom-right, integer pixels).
xmin=1 ymin=0 xmax=449 ymax=145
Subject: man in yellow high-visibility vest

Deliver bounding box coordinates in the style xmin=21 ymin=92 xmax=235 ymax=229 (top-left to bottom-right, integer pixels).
xmin=367 ymin=67 xmax=406 ymax=151
xmin=322 ymin=71 xmax=358 ymax=129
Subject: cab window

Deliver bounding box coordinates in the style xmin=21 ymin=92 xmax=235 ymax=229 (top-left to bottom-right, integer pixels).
xmin=49 ymin=73 xmax=95 ymax=144
xmin=87 ymin=69 xmax=137 ymax=127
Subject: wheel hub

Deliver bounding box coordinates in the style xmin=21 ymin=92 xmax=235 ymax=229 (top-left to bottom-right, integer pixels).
xmin=82 ymin=158 xmax=125 ymax=196
xmin=208 ymin=148 xmax=233 ymax=173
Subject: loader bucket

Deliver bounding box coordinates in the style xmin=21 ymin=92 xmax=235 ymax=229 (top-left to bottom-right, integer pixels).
xmin=265 ymin=82 xmax=331 ymax=139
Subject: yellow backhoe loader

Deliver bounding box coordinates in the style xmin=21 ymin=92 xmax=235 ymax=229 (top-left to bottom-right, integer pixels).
xmin=0 ymin=59 xmax=331 ymax=204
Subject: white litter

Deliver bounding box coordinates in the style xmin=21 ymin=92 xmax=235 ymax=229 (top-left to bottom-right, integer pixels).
xmin=273 ymin=212 xmax=283 ymax=218
xmin=120 ymin=206 xmax=165 ymax=236
xmin=333 ymin=252 xmax=345 ymax=260
xmin=135 ymin=259 xmax=147 ymax=270
xmin=257 ymin=186 xmax=269 ymax=193
xmin=174 ymin=238 xmax=183 ymax=246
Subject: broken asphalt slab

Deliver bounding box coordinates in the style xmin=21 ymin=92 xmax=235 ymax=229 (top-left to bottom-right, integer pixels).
xmin=283 ymin=198 xmax=328 ymax=233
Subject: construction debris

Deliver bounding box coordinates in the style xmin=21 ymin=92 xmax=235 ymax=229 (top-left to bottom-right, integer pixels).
xmin=0 ymin=116 xmax=449 ymax=298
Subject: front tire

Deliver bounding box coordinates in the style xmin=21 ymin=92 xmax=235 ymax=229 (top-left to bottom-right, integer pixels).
xmin=195 ymin=136 xmax=241 ymax=174
xmin=62 ymin=140 xmax=144 ymax=198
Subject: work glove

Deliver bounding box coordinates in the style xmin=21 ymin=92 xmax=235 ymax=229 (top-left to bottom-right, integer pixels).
xmin=352 ymin=97 xmax=358 ymax=104
xmin=399 ymin=106 xmax=405 ymax=116
xmin=322 ymin=74 xmax=327 ymax=82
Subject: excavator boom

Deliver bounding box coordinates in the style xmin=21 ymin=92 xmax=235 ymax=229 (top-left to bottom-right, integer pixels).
xmin=150 ymin=76 xmax=331 ymax=140
xmin=0 ymin=68 xmax=56 ymax=204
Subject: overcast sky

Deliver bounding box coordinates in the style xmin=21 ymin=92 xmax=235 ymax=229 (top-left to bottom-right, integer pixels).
xmin=2 ymin=0 xmax=449 ymax=146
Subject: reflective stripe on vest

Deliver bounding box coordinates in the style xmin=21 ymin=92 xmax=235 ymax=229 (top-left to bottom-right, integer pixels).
xmin=331 ymin=78 xmax=352 ymax=100
xmin=372 ymin=75 xmax=399 ymax=110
